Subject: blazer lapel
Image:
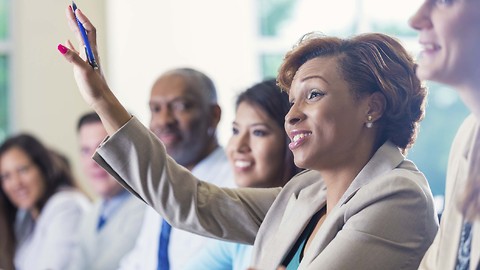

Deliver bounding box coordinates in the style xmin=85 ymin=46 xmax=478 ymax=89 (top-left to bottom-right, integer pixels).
xmin=300 ymin=142 xmax=405 ymax=268
xmin=263 ymin=182 xmax=327 ymax=267
xmin=339 ymin=141 xmax=404 ymax=206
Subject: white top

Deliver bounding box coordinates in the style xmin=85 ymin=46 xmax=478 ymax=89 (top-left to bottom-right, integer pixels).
xmin=119 ymin=146 xmax=234 ymax=270
xmin=14 ymin=189 xmax=91 ymax=270
xmin=68 ymin=191 xmax=145 ymax=270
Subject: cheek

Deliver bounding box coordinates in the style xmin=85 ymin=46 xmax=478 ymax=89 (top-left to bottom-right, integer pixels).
xmin=226 ymin=138 xmax=236 ymax=163
xmin=1 ymin=181 xmax=12 ymax=197
xmin=180 ymin=112 xmax=206 ymax=134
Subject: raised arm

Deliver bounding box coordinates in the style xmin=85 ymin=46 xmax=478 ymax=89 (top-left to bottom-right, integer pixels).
xmin=58 ymin=6 xmax=280 ymax=244
xmin=59 ymin=6 xmax=130 ymax=135
xmin=92 ymin=117 xmax=280 ymax=243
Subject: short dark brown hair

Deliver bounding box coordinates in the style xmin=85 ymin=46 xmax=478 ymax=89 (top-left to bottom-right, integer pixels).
xmin=278 ymin=32 xmax=427 ymax=152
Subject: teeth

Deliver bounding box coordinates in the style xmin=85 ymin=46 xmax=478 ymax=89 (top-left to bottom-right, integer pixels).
xmin=423 ymin=43 xmax=438 ymax=50
xmin=292 ymin=133 xmax=311 ymax=143
xmin=235 ymin=160 xmax=252 ymax=168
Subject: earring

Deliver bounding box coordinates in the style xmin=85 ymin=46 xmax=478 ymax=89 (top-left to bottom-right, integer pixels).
xmin=366 ymin=115 xmax=373 ymax=128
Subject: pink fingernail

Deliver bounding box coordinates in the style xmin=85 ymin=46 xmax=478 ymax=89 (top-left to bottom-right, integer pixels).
xmin=57 ymin=44 xmax=68 ymax=55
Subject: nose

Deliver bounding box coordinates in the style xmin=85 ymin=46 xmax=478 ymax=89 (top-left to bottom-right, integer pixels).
xmin=285 ymin=102 xmax=305 ymax=128
xmin=409 ymin=1 xmax=432 ymax=31
xmin=232 ymin=131 xmax=251 ymax=154
xmin=151 ymin=106 xmax=176 ymax=128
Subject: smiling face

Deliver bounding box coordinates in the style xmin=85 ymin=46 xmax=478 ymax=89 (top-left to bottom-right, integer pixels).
xmin=227 ymin=102 xmax=287 ymax=188
xmin=409 ymin=0 xmax=480 ymax=86
xmin=285 ymin=56 xmax=371 ymax=171
xmin=79 ymin=122 xmax=123 ymax=198
xmin=149 ymin=74 xmax=216 ymax=168
xmin=0 ymin=147 xmax=45 ymax=214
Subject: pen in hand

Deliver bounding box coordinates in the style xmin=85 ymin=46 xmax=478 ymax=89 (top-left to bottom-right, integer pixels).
xmin=71 ymin=1 xmax=98 ymax=69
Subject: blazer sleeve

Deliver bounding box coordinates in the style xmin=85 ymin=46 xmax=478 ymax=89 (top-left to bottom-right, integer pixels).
xmin=93 ymin=117 xmax=280 ymax=244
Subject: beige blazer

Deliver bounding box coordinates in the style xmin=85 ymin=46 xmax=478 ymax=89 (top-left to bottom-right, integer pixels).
xmin=94 ymin=117 xmax=438 ymax=269
xmin=419 ymin=115 xmax=480 ymax=270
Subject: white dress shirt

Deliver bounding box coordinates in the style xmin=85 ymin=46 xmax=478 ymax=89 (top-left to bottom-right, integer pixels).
xmin=119 ymin=146 xmax=234 ymax=270
xmin=14 ymin=189 xmax=90 ymax=270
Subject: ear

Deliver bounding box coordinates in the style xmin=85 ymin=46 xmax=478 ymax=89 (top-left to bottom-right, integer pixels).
xmin=365 ymin=92 xmax=386 ymax=122
xmin=209 ymin=104 xmax=222 ymax=129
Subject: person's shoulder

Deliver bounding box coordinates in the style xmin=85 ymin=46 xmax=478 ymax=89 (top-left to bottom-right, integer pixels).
xmin=42 ymin=189 xmax=91 ymax=215
xmin=50 ymin=189 xmax=90 ymax=205
xmin=285 ymin=170 xmax=323 ymax=189
xmin=278 ymin=169 xmax=325 ymax=200
xmin=451 ymin=114 xmax=477 ymax=152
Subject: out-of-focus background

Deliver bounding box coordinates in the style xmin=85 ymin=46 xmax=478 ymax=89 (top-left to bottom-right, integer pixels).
xmin=0 ymin=0 xmax=469 ymax=210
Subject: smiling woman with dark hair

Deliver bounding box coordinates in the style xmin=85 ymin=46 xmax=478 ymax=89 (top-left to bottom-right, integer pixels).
xmin=59 ymin=6 xmax=438 ymax=269
xmin=0 ymin=134 xmax=90 ymax=270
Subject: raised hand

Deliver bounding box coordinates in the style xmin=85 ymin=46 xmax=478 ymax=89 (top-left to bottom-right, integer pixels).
xmin=58 ymin=5 xmax=131 ymax=135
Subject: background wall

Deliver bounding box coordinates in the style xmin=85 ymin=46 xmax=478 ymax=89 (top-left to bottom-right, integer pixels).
xmin=11 ymin=0 xmax=107 ymax=194
xmin=105 ymin=0 xmax=259 ymax=145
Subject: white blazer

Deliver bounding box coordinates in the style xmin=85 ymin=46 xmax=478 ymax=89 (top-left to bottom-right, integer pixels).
xmin=419 ymin=115 xmax=480 ymax=270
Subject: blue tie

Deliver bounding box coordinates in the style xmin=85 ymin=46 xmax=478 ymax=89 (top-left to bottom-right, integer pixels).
xmin=157 ymin=219 xmax=172 ymax=270
xmin=97 ymin=214 xmax=107 ymax=231
xmin=455 ymin=221 xmax=473 ymax=270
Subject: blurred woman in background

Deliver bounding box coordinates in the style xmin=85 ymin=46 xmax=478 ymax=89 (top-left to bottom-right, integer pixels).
xmin=410 ymin=1 xmax=480 ymax=269
xmin=0 ymin=134 xmax=90 ymax=270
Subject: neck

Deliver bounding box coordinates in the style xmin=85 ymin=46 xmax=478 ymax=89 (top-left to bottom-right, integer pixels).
xmin=319 ymin=140 xmax=377 ymax=214
xmin=449 ymin=75 xmax=480 ymax=120
xmin=322 ymin=169 xmax=359 ymax=214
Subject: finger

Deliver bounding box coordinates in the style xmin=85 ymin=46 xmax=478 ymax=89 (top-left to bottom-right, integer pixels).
xmin=75 ymin=8 xmax=97 ymax=50
xmin=66 ymin=39 xmax=79 ymax=55
xmin=57 ymin=43 xmax=91 ymax=71
xmin=66 ymin=39 xmax=86 ymax=61
xmin=66 ymin=6 xmax=83 ymax=44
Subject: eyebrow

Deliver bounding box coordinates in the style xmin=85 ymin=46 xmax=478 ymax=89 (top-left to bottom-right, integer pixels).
xmin=232 ymin=122 xmax=271 ymax=128
xmin=301 ymin=75 xmax=330 ymax=85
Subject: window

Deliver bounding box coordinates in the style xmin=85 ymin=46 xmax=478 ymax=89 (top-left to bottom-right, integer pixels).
xmin=255 ymin=0 xmax=469 ymax=199
xmin=0 ymin=0 xmax=10 ymax=143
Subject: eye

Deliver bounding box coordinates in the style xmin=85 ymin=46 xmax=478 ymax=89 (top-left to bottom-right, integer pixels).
xmin=252 ymin=129 xmax=268 ymax=137
xmin=149 ymin=105 xmax=160 ymax=113
xmin=232 ymin=126 xmax=239 ymax=135
xmin=435 ymin=0 xmax=453 ymax=5
xmin=171 ymin=101 xmax=191 ymax=112
xmin=307 ymin=89 xmax=325 ymax=100
xmin=18 ymin=165 xmax=31 ymax=175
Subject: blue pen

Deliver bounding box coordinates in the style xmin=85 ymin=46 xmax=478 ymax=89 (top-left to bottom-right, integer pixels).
xmin=72 ymin=1 xmax=98 ymax=69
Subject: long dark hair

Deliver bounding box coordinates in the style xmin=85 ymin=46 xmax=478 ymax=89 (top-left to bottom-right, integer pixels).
xmin=0 ymin=134 xmax=77 ymax=267
xmin=0 ymin=193 xmax=15 ymax=270
xmin=236 ymin=79 xmax=301 ymax=184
